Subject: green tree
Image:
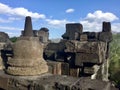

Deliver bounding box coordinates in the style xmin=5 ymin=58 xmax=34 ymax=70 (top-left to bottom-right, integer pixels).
xmin=10 ymin=37 xmax=18 ymax=43
xmin=109 ymin=33 xmax=120 ymax=87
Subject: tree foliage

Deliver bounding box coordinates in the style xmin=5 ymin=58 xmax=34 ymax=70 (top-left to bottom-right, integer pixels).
xmin=109 ymin=33 xmax=120 ymax=87
xmin=10 ymin=37 xmax=18 ymax=43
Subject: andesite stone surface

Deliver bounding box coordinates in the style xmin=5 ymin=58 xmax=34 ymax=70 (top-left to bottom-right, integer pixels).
xmin=44 ymin=22 xmax=113 ymax=81
xmin=6 ymin=16 xmax=48 ymax=75
xmin=23 ymin=16 xmax=34 ymax=37
xmin=0 ymin=70 xmax=118 ymax=90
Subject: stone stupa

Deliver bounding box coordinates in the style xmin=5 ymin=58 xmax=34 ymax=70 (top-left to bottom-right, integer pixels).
xmin=6 ymin=16 xmax=48 ymax=75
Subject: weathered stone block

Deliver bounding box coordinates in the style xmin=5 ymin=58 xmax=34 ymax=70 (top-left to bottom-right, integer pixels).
xmin=44 ymin=40 xmax=66 ymax=61
xmin=8 ymin=86 xmax=28 ymax=90
xmin=0 ymin=56 xmax=4 ymax=70
xmin=65 ymin=41 xmax=107 ymax=54
xmin=80 ymin=34 xmax=88 ymax=41
xmin=83 ymin=32 xmax=98 ymax=41
xmin=37 ymin=27 xmax=49 ymax=43
xmin=75 ymin=53 xmax=102 ymax=66
xmin=99 ymin=32 xmax=113 ymax=42
xmin=44 ymin=50 xmax=56 ymax=60
xmin=54 ymin=52 xmax=66 ymax=62
xmin=69 ymin=68 xmax=79 ymax=77
xmin=61 ymin=62 xmax=69 ymax=75
xmin=47 ymin=61 xmax=62 ymax=75
xmin=71 ymin=77 xmax=116 ymax=90
xmin=65 ymin=40 xmax=76 ymax=53
xmin=54 ymin=82 xmax=67 ymax=90
xmin=84 ymin=67 xmax=94 ymax=75
xmin=45 ymin=41 xmax=66 ymax=52
xmin=0 ymin=42 xmax=6 ymax=49
xmin=62 ymin=23 xmax=83 ymax=40
xmin=0 ymin=72 xmax=9 ymax=90
xmin=0 ymin=32 xmax=10 ymax=43
xmin=102 ymin=22 xmax=111 ymax=32
xmin=47 ymin=61 xmax=69 ymax=75
xmin=33 ymin=83 xmax=53 ymax=90
xmin=45 ymin=43 xmax=59 ymax=51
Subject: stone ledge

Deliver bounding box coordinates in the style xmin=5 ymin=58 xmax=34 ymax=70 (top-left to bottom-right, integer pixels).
xmin=0 ymin=70 xmax=118 ymax=90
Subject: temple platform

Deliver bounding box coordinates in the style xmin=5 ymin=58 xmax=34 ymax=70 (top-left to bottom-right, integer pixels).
xmin=0 ymin=70 xmax=117 ymax=90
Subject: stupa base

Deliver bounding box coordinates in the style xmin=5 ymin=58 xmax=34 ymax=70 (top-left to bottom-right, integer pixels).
xmin=6 ymin=64 xmax=48 ymax=76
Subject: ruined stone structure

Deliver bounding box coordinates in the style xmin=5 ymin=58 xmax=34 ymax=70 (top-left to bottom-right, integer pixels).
xmin=62 ymin=23 xmax=83 ymax=40
xmin=0 ymin=32 xmax=10 ymax=42
xmin=0 ymin=16 xmax=118 ymax=90
xmin=6 ymin=16 xmax=48 ymax=75
xmin=0 ymin=32 xmax=12 ymax=70
xmin=44 ymin=22 xmax=113 ymax=81
xmin=33 ymin=28 xmax=49 ymax=43
xmin=22 ymin=26 xmax=49 ymax=43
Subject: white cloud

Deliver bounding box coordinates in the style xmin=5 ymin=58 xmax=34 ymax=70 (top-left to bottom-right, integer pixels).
xmin=0 ymin=3 xmax=46 ymax=19
xmin=45 ymin=10 xmax=120 ymax=33
xmin=8 ymin=17 xmax=21 ymax=21
xmin=0 ymin=26 xmax=22 ymax=31
xmin=80 ymin=10 xmax=119 ymax=32
xmin=46 ymin=19 xmax=75 ymax=28
xmin=112 ymin=23 xmax=120 ymax=32
xmin=66 ymin=8 xmax=74 ymax=13
xmin=0 ymin=17 xmax=21 ymax=23
xmin=46 ymin=19 xmax=68 ymax=25
xmin=0 ymin=26 xmax=22 ymax=37
xmin=80 ymin=20 xmax=102 ymax=32
xmin=85 ymin=10 xmax=118 ymax=22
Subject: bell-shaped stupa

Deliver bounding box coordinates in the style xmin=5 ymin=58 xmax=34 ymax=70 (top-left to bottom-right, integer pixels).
xmin=6 ymin=16 xmax=48 ymax=75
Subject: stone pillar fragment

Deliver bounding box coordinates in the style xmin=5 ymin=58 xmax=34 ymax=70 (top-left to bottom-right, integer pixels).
xmin=80 ymin=34 xmax=88 ymax=41
xmin=47 ymin=61 xmax=62 ymax=75
xmin=23 ymin=16 xmax=33 ymax=37
xmin=99 ymin=22 xmax=112 ymax=42
xmin=70 ymin=68 xmax=79 ymax=77
xmin=62 ymin=23 xmax=83 ymax=40
xmin=102 ymin=22 xmax=111 ymax=32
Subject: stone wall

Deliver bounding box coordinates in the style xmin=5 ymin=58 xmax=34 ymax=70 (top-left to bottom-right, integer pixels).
xmin=0 ymin=32 xmax=12 ymax=70
xmin=22 ymin=27 xmax=49 ymax=44
xmin=44 ymin=22 xmax=113 ymax=81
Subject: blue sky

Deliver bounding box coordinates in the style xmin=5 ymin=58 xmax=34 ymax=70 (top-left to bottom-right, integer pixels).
xmin=0 ymin=0 xmax=120 ymax=38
